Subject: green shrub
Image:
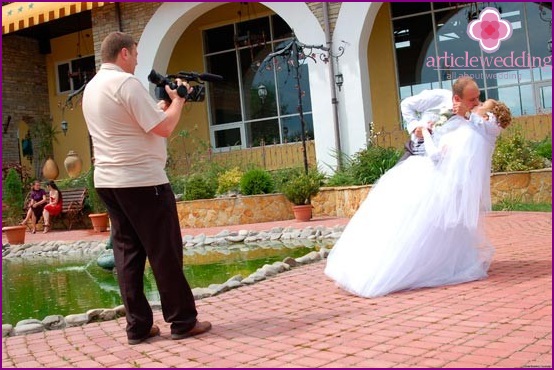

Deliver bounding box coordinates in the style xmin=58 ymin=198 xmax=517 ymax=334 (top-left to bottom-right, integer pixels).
xmin=2 ymin=168 xmax=25 ymax=224
xmin=531 ymin=136 xmax=552 ymax=162
xmin=492 ymin=130 xmax=546 ymax=172
xmin=280 ymin=168 xmax=325 ymax=205
xmin=183 ymin=174 xmax=216 ymax=201
xmin=86 ymin=166 xmax=107 ymax=213
xmin=217 ymin=167 xmax=243 ymax=195
xmin=169 ymin=174 xmax=187 ymax=195
xmin=271 ymin=167 xmax=304 ymax=192
xmin=327 ymin=145 xmax=402 ymax=186
xmin=240 ymin=168 xmax=275 ymax=195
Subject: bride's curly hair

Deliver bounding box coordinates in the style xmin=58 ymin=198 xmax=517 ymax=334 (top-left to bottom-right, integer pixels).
xmin=490 ymin=100 xmax=512 ymax=129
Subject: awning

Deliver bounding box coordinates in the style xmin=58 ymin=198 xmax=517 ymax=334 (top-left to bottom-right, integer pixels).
xmin=2 ymin=2 xmax=110 ymax=35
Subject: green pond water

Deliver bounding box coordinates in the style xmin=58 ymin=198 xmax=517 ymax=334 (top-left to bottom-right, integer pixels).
xmin=2 ymin=241 xmax=333 ymax=325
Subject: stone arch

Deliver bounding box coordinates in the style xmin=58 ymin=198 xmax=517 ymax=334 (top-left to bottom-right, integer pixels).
xmin=135 ymin=2 xmax=339 ymax=169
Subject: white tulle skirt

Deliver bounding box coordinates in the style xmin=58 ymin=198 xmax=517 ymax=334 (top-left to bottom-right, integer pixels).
xmin=324 ymin=127 xmax=495 ymax=298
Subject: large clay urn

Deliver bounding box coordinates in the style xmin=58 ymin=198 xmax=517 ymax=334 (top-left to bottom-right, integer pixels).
xmin=42 ymin=157 xmax=59 ymax=180
xmin=64 ymin=150 xmax=83 ymax=178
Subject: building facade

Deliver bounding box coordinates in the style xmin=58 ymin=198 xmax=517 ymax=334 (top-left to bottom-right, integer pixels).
xmin=2 ymin=2 xmax=551 ymax=179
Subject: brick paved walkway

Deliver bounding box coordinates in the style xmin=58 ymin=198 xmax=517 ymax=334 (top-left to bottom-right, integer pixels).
xmin=2 ymin=212 xmax=552 ymax=368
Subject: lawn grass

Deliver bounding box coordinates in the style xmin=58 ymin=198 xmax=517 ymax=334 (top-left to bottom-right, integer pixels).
xmin=492 ymin=201 xmax=552 ymax=212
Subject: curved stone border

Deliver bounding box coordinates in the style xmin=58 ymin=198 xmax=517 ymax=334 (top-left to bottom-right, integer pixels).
xmin=2 ymin=225 xmax=344 ymax=337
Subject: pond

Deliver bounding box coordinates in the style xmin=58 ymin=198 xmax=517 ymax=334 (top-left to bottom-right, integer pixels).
xmin=2 ymin=240 xmax=334 ymax=325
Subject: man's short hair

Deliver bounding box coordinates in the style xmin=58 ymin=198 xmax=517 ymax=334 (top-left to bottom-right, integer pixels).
xmin=101 ymin=32 xmax=136 ymax=63
xmin=452 ymin=76 xmax=477 ymax=98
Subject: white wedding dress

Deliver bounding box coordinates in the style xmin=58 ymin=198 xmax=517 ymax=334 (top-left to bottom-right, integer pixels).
xmin=324 ymin=113 xmax=502 ymax=298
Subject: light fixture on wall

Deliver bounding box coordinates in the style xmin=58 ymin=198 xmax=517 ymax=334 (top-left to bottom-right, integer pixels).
xmin=61 ymin=120 xmax=68 ymax=136
xmin=3 ymin=115 xmax=12 ymax=134
xmin=257 ymin=84 xmax=268 ymax=104
xmin=57 ymin=80 xmax=87 ymax=137
xmin=335 ymin=73 xmax=344 ymax=91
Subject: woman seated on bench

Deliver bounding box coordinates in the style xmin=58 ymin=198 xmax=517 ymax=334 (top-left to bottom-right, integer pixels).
xmin=42 ymin=180 xmax=63 ymax=233
xmin=20 ymin=180 xmax=47 ymax=234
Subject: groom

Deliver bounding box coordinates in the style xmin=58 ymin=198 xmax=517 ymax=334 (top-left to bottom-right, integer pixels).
xmin=398 ymin=76 xmax=481 ymax=162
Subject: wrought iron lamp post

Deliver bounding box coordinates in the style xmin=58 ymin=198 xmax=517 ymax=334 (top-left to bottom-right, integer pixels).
xmin=263 ymin=35 xmax=345 ymax=173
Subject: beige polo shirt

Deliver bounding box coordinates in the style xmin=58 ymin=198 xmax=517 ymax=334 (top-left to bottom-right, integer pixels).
xmin=82 ymin=63 xmax=168 ymax=188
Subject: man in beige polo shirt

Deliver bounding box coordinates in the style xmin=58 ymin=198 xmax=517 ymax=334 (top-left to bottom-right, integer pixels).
xmin=83 ymin=31 xmax=211 ymax=345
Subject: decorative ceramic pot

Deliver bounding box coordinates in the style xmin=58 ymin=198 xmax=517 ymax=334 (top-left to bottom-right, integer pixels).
xmin=64 ymin=150 xmax=83 ymax=178
xmin=42 ymin=157 xmax=59 ymax=180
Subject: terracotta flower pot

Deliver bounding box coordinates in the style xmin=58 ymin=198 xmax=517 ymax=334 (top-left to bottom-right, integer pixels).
xmin=89 ymin=213 xmax=109 ymax=232
xmin=2 ymin=225 xmax=27 ymax=244
xmin=292 ymin=204 xmax=313 ymax=222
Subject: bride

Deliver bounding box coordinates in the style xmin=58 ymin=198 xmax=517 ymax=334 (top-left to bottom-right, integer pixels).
xmin=324 ymin=99 xmax=512 ymax=298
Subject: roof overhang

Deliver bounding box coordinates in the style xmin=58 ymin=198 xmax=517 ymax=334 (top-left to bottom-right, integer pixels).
xmin=2 ymin=2 xmax=110 ymax=35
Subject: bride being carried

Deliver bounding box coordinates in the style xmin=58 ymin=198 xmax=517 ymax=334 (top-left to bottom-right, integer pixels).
xmin=324 ymin=80 xmax=513 ymax=298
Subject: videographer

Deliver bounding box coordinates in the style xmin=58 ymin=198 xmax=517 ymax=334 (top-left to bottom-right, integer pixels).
xmin=82 ymin=31 xmax=211 ymax=345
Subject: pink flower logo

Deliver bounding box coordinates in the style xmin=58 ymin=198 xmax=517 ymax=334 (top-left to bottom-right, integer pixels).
xmin=467 ymin=7 xmax=512 ymax=53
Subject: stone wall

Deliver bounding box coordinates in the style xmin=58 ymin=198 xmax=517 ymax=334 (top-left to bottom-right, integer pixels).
xmin=175 ymin=169 xmax=551 ymax=227
xmin=490 ymin=169 xmax=552 ymax=204
xmin=1 ymin=35 xmax=50 ymax=167
xmin=176 ymin=194 xmax=294 ymax=228
xmin=90 ymin=2 xmax=162 ymax=68
xmin=313 ymin=168 xmax=552 ymax=218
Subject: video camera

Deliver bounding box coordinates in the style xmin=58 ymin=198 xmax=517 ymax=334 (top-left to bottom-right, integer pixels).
xmin=147 ymin=69 xmax=223 ymax=103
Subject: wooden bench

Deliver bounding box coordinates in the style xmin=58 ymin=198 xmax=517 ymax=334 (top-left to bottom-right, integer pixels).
xmin=23 ymin=188 xmax=88 ymax=230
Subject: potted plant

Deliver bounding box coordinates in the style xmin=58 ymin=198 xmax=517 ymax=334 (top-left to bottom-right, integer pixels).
xmin=2 ymin=168 xmax=27 ymax=244
xmin=86 ymin=165 xmax=109 ymax=232
xmin=280 ymin=168 xmax=324 ymax=221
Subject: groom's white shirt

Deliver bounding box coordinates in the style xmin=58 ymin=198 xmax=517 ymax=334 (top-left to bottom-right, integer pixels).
xmin=401 ymin=89 xmax=453 ymax=135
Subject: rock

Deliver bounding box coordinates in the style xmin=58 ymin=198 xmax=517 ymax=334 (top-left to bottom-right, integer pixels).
xmin=42 ymin=315 xmax=66 ymax=330
xmin=65 ymin=313 xmax=89 ymax=327
xmin=86 ymin=309 xmax=104 ymax=322
xmin=114 ymin=305 xmax=126 ymax=317
xmin=192 ymin=287 xmax=215 ymax=299
xmin=208 ymin=283 xmax=230 ymax=294
xmin=16 ymin=318 xmax=42 ymax=327
xmin=283 ymin=257 xmax=298 ymax=267
xmin=97 ymin=251 xmax=115 ymax=270
xmin=13 ymin=323 xmax=44 ymax=336
xmin=2 ymin=324 xmax=13 ymax=337
xmin=99 ymin=309 xmax=117 ymax=321
xmin=226 ymin=234 xmax=246 ymax=243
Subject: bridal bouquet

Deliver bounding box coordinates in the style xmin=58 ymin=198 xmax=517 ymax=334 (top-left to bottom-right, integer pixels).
xmin=432 ymin=107 xmax=454 ymax=128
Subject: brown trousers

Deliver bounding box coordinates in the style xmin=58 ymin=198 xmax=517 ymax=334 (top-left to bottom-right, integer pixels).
xmin=97 ymin=184 xmax=197 ymax=340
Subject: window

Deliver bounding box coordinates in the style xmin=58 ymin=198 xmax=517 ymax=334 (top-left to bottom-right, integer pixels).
xmin=392 ymin=2 xmax=552 ymax=118
xmin=203 ymin=15 xmax=313 ymax=150
xmin=56 ymin=55 xmax=96 ymax=94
